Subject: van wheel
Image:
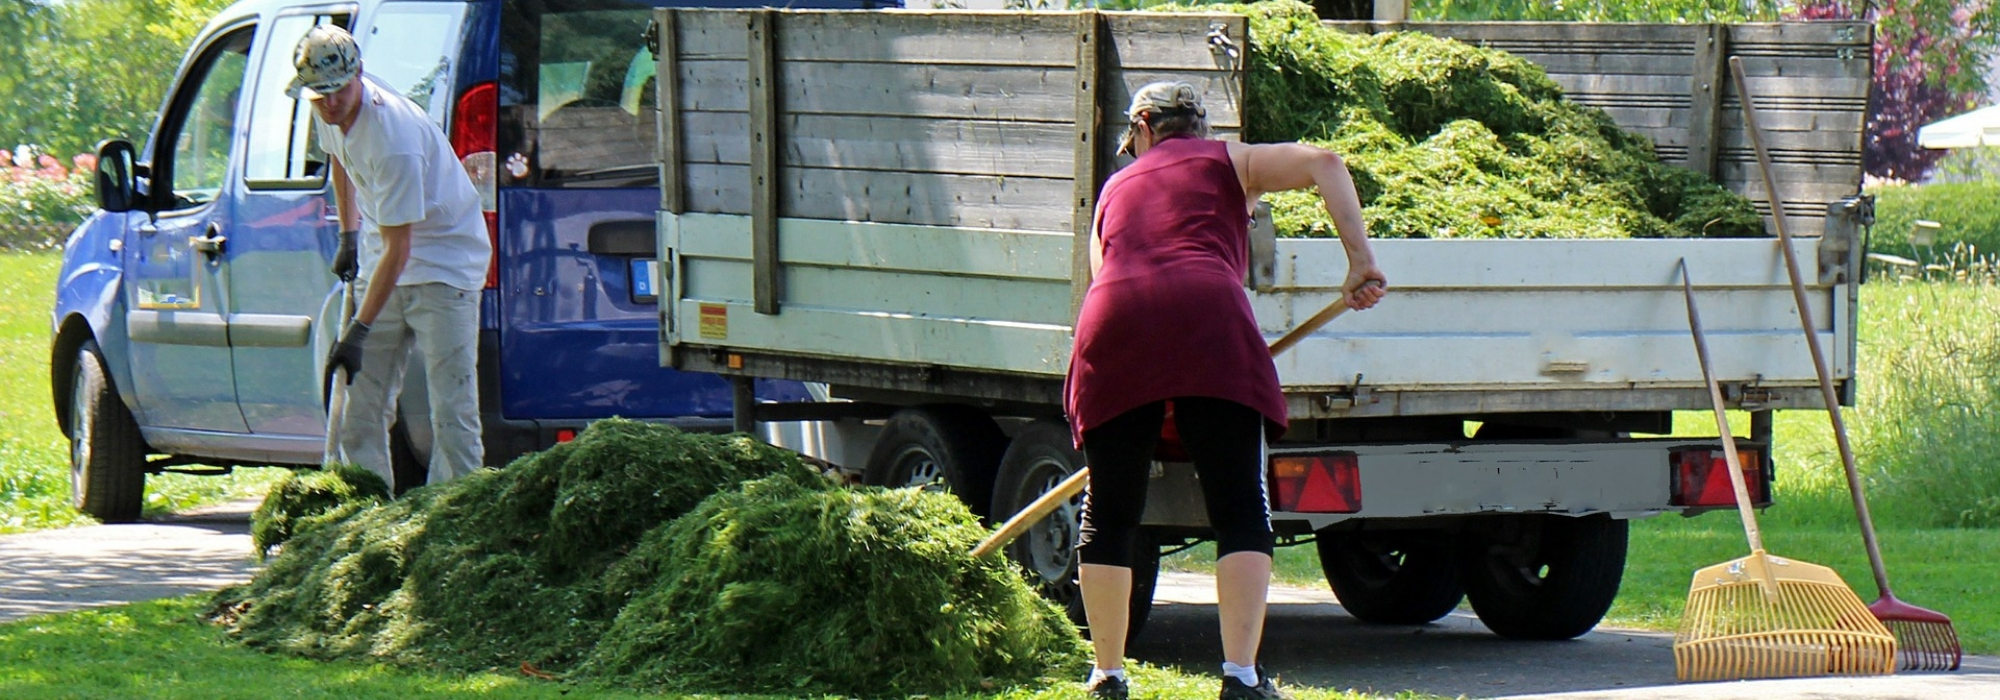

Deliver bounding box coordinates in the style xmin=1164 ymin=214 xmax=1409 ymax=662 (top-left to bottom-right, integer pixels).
xmin=988 ymin=421 xmax=1156 ymax=644
xmin=69 ymin=340 xmax=146 ymax=522
xmin=1458 ymin=514 xmax=1628 ymax=640
xmin=862 ymin=406 xmax=1006 ymax=520
xmin=1318 ymin=530 xmax=1464 ymax=624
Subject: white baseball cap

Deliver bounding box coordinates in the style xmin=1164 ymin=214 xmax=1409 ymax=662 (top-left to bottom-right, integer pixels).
xmin=287 ymin=25 xmax=361 ymax=99
xmin=1118 ymin=81 xmax=1207 ymax=156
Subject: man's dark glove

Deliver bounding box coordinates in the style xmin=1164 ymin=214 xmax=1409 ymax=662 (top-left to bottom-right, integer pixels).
xmin=326 ymin=321 xmax=369 ymax=386
xmin=332 ymin=229 xmax=359 ymax=282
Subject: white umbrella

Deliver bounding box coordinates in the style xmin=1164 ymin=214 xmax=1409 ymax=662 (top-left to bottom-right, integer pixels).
xmin=1917 ymin=105 xmax=2000 ymax=149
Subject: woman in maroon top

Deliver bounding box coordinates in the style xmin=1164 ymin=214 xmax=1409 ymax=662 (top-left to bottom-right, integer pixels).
xmin=1067 ymin=82 xmax=1387 ymax=700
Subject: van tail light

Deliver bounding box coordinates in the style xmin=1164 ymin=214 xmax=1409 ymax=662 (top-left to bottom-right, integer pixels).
xmin=1670 ymin=447 xmax=1769 ymax=508
xmin=555 ymin=428 xmax=577 ymax=443
xmin=449 ymin=81 xmax=499 ymax=289
xmin=1270 ymin=454 xmax=1361 ymax=513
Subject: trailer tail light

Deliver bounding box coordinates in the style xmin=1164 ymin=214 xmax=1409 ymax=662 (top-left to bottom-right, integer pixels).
xmin=555 ymin=429 xmax=577 ymax=443
xmin=1270 ymin=454 xmax=1361 ymax=513
xmin=449 ymin=81 xmax=499 ymax=289
xmin=1670 ymin=447 xmax=1769 ymax=507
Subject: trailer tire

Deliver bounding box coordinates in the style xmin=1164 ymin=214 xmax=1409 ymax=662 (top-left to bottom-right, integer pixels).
xmin=1317 ymin=531 xmax=1464 ymax=625
xmin=863 ymin=405 xmax=1006 ymax=520
xmin=69 ymin=340 xmax=147 ymax=523
xmin=1458 ymin=514 xmax=1628 ymax=640
xmin=989 ymin=421 xmax=1156 ymax=644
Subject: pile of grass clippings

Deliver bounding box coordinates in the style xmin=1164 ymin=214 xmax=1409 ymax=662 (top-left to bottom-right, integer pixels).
xmin=583 ymin=473 xmax=1085 ymax=695
xmin=249 ymin=463 xmax=390 ymax=559
xmin=213 ymin=418 xmax=1084 ymax=696
xmin=1208 ymin=1 xmax=1764 ymax=239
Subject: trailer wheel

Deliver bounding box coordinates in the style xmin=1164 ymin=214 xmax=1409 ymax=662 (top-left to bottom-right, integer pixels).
xmin=989 ymin=421 xmax=1157 ymax=643
xmin=863 ymin=405 xmax=1006 ymax=520
xmin=1317 ymin=531 xmax=1464 ymax=625
xmin=1458 ymin=514 xmax=1628 ymax=640
xmin=69 ymin=340 xmax=147 ymax=522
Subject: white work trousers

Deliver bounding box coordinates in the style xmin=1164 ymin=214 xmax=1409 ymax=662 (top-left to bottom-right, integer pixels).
xmin=336 ymin=282 xmax=483 ymax=489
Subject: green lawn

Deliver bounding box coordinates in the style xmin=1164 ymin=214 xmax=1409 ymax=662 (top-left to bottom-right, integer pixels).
xmin=0 ymin=251 xmax=285 ymax=532
xmin=0 ymin=597 xmax=1430 ymax=700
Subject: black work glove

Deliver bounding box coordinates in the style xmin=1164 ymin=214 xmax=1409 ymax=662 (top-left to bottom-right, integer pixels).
xmin=332 ymin=229 xmax=359 ymax=282
xmin=326 ymin=321 xmax=370 ymax=386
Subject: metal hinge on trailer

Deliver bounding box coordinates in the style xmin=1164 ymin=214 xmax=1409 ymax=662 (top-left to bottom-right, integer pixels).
xmin=1316 ymin=374 xmax=1374 ymax=411
xmin=1735 ymin=376 xmax=1776 ymax=409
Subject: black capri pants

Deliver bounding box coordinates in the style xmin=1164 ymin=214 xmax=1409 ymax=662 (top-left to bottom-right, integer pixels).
xmin=1075 ymin=396 xmax=1274 ymax=567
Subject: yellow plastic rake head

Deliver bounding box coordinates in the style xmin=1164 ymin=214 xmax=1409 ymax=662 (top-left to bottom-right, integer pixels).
xmin=1673 ymin=549 xmax=1897 ymax=682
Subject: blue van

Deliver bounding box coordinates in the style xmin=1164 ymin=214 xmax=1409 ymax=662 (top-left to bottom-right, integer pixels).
xmin=53 ymin=0 xmax=887 ymax=521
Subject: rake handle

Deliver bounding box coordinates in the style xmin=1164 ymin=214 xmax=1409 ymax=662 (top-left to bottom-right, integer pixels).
xmin=975 ymin=290 xmax=1371 ymax=557
xmin=1731 ymin=58 xmax=1894 ymax=598
xmin=1680 ymin=261 xmax=1765 ymax=555
xmin=322 ymin=282 xmax=358 ymax=468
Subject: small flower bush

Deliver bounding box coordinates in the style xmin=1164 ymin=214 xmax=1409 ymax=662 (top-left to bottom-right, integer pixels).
xmin=1 ymin=146 xmax=95 ymax=250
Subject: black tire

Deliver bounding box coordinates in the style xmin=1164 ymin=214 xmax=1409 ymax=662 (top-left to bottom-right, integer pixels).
xmin=1317 ymin=530 xmax=1464 ymax=625
xmin=863 ymin=405 xmax=1007 ymax=520
xmin=69 ymin=340 xmax=147 ymax=522
xmin=988 ymin=421 xmax=1156 ymax=644
xmin=1458 ymin=514 xmax=1629 ymax=640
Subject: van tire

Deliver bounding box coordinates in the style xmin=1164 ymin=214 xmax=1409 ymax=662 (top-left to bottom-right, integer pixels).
xmin=863 ymin=405 xmax=1007 ymax=520
xmin=1318 ymin=530 xmax=1464 ymax=625
xmin=1458 ymin=514 xmax=1628 ymax=640
xmin=69 ymin=340 xmax=146 ymax=522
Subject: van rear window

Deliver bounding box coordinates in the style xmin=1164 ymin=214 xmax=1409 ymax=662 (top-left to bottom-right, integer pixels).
xmin=500 ymin=0 xmax=661 ymax=188
xmin=499 ymin=0 xmax=896 ymax=190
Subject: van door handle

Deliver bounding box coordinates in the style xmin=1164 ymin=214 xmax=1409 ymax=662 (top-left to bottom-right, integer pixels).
xmin=191 ymin=224 xmax=227 ymax=258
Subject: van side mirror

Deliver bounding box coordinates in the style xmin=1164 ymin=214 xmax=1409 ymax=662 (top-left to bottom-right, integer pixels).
xmin=94 ymin=140 xmax=140 ymax=213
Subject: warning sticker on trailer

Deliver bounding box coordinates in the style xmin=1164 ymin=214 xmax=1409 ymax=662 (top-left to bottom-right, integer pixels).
xmin=699 ymin=303 xmax=728 ymax=339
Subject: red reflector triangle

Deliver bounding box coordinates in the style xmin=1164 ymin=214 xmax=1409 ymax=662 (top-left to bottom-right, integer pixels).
xmin=1297 ymin=462 xmax=1346 ymax=512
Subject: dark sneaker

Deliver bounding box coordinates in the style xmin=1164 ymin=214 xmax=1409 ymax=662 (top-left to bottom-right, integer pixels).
xmin=1087 ymin=675 xmax=1129 ymax=700
xmin=1218 ymin=668 xmax=1288 ymax=700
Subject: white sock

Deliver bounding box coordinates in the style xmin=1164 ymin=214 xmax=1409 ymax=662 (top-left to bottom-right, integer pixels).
xmin=1222 ymin=661 xmax=1259 ymax=686
xmin=1089 ymin=667 xmax=1127 ymax=685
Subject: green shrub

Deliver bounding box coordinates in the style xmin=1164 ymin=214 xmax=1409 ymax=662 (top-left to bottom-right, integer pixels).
xmin=1867 ymin=181 xmax=2000 ymax=273
xmin=249 ymin=463 xmax=390 ymax=559
xmin=1219 ymin=1 xmax=1762 ymax=239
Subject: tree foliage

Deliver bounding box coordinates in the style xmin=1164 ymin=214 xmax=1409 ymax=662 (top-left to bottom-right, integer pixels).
xmin=0 ymin=0 xmax=229 ymax=157
xmin=1796 ymin=0 xmax=2000 ymax=182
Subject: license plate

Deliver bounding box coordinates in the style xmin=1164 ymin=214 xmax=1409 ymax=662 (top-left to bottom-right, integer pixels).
xmin=630 ymin=258 xmax=660 ymax=303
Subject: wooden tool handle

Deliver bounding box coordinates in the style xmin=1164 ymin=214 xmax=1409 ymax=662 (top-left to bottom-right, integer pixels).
xmin=1679 ymin=261 xmax=1765 ymax=555
xmin=1267 ymin=281 xmax=1380 ymax=358
xmin=1731 ymin=57 xmax=1894 ymax=597
xmin=973 ymin=468 xmax=1088 ymax=558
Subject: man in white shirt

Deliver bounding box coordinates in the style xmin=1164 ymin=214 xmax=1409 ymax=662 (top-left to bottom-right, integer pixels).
xmin=292 ymin=24 xmax=490 ymax=490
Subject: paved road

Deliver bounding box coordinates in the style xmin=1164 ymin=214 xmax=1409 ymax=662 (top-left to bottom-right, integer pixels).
xmin=2 ymin=504 xmax=1995 ymax=699
xmin=0 ymin=499 xmax=261 ymax=623
xmin=1142 ymin=572 xmax=2000 ymax=699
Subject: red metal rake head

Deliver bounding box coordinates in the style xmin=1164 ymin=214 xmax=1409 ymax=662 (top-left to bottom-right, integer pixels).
xmin=1870 ymin=595 xmax=1961 ymax=671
